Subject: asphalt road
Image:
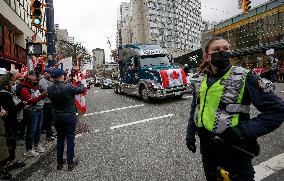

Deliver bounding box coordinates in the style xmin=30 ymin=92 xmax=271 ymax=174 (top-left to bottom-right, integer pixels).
xmin=23 ymin=84 xmax=284 ymax=181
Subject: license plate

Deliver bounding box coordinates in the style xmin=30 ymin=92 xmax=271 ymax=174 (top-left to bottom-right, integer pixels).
xmin=174 ymin=92 xmax=180 ymax=96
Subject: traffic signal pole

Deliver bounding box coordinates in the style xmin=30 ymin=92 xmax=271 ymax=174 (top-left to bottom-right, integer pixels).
xmin=45 ymin=0 xmax=56 ymax=67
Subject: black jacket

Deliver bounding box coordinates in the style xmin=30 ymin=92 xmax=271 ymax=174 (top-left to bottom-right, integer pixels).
xmin=187 ymin=66 xmax=284 ymax=141
xmin=47 ymin=81 xmax=85 ymax=115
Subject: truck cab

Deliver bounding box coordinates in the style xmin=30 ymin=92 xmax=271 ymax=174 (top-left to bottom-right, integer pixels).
xmin=114 ymin=44 xmax=191 ymax=102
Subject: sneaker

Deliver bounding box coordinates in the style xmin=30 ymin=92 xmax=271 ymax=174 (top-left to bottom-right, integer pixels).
xmin=57 ymin=159 xmax=67 ymax=170
xmin=24 ymin=149 xmax=39 ymax=157
xmin=0 ymin=169 xmax=12 ymax=180
xmin=7 ymin=161 xmax=26 ymax=170
xmin=46 ymin=136 xmax=56 ymax=141
xmin=35 ymin=145 xmax=45 ymax=153
xmin=67 ymin=159 xmax=79 ymax=171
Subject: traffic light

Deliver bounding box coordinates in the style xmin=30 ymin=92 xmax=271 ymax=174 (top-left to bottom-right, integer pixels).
xmin=31 ymin=0 xmax=42 ymax=27
xmin=242 ymin=0 xmax=251 ymax=14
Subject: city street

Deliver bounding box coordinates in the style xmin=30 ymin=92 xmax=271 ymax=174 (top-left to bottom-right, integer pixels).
xmin=22 ymin=84 xmax=284 ymax=181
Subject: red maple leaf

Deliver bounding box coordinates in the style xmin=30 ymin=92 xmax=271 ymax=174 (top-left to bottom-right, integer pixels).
xmin=170 ymin=70 xmax=180 ymax=80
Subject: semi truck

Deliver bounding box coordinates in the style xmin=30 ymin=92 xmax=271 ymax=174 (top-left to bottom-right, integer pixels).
xmin=114 ymin=44 xmax=191 ymax=102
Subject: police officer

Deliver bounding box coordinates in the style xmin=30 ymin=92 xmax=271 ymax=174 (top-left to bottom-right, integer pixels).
xmin=47 ymin=68 xmax=86 ymax=171
xmin=186 ymin=37 xmax=284 ymax=180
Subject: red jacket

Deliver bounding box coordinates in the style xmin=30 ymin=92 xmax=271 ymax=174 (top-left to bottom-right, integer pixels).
xmin=19 ymin=81 xmax=46 ymax=105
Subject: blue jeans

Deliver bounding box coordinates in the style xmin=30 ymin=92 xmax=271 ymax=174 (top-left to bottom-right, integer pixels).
xmin=25 ymin=109 xmax=43 ymax=150
xmin=54 ymin=114 xmax=77 ymax=164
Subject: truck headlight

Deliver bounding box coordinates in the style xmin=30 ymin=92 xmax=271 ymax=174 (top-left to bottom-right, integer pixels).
xmin=150 ymin=82 xmax=162 ymax=89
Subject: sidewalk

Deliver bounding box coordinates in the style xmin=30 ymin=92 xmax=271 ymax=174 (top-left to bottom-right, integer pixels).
xmin=10 ymin=137 xmax=56 ymax=180
xmin=9 ymin=115 xmax=87 ymax=180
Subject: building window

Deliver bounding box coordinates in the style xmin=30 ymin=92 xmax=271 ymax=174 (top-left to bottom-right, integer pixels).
xmin=0 ymin=24 xmax=3 ymax=52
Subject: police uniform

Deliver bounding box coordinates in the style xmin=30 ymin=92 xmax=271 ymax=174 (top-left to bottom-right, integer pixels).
xmin=186 ymin=65 xmax=284 ymax=180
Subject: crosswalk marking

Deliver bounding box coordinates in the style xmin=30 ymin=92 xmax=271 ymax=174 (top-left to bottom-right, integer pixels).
xmin=254 ymin=152 xmax=284 ymax=181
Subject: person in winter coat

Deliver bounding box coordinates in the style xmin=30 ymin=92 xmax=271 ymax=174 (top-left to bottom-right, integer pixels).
xmin=48 ymin=68 xmax=86 ymax=171
xmin=19 ymin=71 xmax=47 ymax=157
xmin=0 ymin=74 xmax=26 ymax=170
xmin=39 ymin=68 xmax=56 ymax=141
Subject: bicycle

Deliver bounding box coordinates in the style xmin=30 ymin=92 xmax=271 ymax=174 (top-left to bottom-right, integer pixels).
xmin=212 ymin=136 xmax=256 ymax=181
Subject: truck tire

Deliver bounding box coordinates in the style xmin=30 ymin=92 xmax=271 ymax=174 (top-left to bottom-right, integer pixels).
xmin=140 ymin=85 xmax=150 ymax=102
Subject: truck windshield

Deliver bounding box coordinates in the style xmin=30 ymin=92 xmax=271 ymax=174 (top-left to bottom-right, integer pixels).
xmin=140 ymin=55 xmax=170 ymax=67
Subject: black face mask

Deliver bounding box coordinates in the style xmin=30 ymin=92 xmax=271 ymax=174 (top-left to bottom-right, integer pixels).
xmin=210 ymin=51 xmax=231 ymax=69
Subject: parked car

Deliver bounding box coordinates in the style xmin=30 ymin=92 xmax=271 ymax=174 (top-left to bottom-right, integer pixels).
xmin=100 ymin=78 xmax=114 ymax=89
xmin=94 ymin=77 xmax=102 ymax=87
xmin=88 ymin=77 xmax=94 ymax=85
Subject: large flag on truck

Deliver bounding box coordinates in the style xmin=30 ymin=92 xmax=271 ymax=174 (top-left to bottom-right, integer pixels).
xmin=160 ymin=68 xmax=187 ymax=88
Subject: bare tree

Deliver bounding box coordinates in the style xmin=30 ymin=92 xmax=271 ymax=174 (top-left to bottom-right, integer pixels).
xmin=56 ymin=40 xmax=91 ymax=66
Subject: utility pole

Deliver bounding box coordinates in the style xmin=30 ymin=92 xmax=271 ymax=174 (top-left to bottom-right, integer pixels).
xmin=46 ymin=0 xmax=56 ymax=67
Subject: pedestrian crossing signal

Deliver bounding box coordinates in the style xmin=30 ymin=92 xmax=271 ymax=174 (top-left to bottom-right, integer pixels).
xmin=242 ymin=0 xmax=251 ymax=14
xmin=31 ymin=0 xmax=42 ymax=27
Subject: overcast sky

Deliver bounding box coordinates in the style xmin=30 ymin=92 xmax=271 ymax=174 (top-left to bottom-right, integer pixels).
xmin=54 ymin=0 xmax=269 ymax=61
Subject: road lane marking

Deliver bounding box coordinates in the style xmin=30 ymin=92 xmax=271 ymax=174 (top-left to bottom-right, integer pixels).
xmin=83 ymin=104 xmax=144 ymax=116
xmin=110 ymin=114 xmax=175 ymax=130
xmin=254 ymin=152 xmax=284 ymax=181
xmin=94 ymin=91 xmax=99 ymax=93
xmin=121 ymin=96 xmax=137 ymax=103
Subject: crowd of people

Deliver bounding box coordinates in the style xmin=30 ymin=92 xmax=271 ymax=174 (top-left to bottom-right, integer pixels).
xmin=0 ymin=67 xmax=85 ymax=180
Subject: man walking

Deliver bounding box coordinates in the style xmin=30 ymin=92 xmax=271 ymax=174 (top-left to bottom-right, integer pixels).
xmin=47 ymin=68 xmax=86 ymax=171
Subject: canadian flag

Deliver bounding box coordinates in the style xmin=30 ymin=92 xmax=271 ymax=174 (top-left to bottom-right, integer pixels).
xmin=21 ymin=66 xmax=27 ymax=74
xmin=160 ymin=68 xmax=187 ymax=88
xmin=73 ymin=71 xmax=87 ymax=113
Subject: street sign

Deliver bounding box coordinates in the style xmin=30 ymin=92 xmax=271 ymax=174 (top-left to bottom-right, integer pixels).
xmin=26 ymin=43 xmax=42 ymax=56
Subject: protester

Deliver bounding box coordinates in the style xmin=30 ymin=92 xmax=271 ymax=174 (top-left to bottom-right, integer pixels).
xmin=0 ymin=73 xmax=12 ymax=180
xmin=13 ymin=73 xmax=27 ymax=146
xmin=47 ymin=68 xmax=86 ymax=171
xmin=183 ymin=64 xmax=190 ymax=75
xmin=19 ymin=71 xmax=47 ymax=157
xmin=0 ymin=73 xmax=26 ymax=171
xmin=186 ymin=37 xmax=284 ymax=180
xmin=39 ymin=68 xmax=56 ymax=141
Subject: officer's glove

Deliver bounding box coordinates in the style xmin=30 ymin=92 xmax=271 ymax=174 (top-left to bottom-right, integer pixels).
xmin=186 ymin=138 xmax=196 ymax=153
xmin=222 ymin=126 xmax=246 ymax=144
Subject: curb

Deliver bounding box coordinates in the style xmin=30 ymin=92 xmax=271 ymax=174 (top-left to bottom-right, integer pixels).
xmin=11 ymin=141 xmax=56 ymax=181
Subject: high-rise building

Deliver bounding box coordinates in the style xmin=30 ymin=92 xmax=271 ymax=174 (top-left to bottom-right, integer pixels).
xmin=0 ymin=0 xmax=47 ymax=70
xmin=130 ymin=0 xmax=203 ymax=54
xmin=92 ymin=48 xmax=105 ymax=71
xmin=56 ymin=29 xmax=68 ymax=42
xmin=117 ymin=2 xmax=132 ymax=46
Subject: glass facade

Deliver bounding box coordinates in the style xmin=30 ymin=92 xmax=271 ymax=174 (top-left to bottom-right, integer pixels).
xmin=214 ymin=4 xmax=284 ymax=70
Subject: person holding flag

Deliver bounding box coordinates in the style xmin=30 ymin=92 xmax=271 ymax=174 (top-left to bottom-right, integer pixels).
xmin=47 ymin=68 xmax=86 ymax=171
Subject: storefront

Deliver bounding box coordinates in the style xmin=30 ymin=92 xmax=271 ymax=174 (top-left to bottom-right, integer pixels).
xmin=0 ymin=23 xmax=26 ymax=71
